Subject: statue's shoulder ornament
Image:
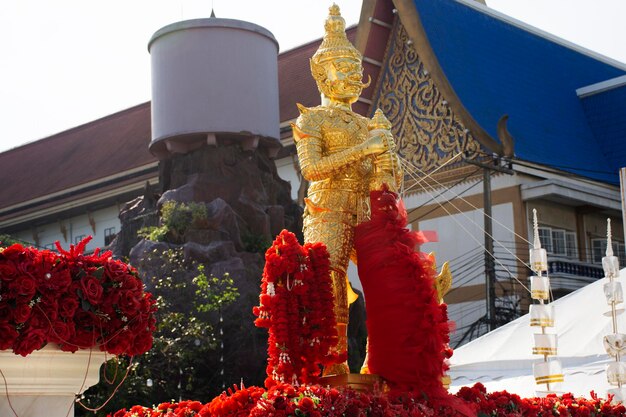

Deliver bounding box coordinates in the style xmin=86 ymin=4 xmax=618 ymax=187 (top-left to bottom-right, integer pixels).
xmin=292 ymin=104 xmax=326 ymax=142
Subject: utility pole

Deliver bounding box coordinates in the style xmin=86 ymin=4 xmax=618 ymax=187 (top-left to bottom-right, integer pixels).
xmin=483 ymin=168 xmax=496 ymax=331
xmin=464 ymin=154 xmax=514 ymax=332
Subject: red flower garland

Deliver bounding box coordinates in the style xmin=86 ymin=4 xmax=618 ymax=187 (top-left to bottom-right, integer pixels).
xmin=0 ymin=237 xmax=156 ymax=356
xmin=252 ymin=230 xmax=339 ymax=388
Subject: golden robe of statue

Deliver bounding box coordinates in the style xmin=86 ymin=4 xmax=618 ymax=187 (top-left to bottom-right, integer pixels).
xmin=292 ymin=4 xmax=401 ymax=376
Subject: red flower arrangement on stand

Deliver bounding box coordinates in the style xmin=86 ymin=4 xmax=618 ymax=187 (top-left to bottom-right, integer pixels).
xmin=252 ymin=230 xmax=341 ymax=388
xmin=0 ymin=236 xmax=157 ymax=357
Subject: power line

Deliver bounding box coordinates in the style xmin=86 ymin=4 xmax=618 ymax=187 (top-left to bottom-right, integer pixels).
xmin=406 ymin=167 xmax=483 ymax=218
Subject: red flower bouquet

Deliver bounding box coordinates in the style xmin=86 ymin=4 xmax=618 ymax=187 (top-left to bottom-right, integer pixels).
xmin=0 ymin=237 xmax=156 ymax=357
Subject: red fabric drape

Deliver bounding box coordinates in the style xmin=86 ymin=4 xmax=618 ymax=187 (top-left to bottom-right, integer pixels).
xmin=354 ymin=186 xmax=452 ymax=403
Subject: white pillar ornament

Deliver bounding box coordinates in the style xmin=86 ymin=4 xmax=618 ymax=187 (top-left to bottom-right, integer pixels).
xmin=533 ymin=359 xmax=564 ymax=387
xmin=602 ymin=218 xmax=624 ymax=396
xmin=533 ymin=333 xmax=558 ymax=356
xmin=529 ymin=209 xmax=561 ymax=394
xmin=530 ymin=276 xmax=550 ymax=300
xmin=0 ymin=344 xmax=106 ymax=417
xmin=529 ymin=304 xmax=555 ymax=327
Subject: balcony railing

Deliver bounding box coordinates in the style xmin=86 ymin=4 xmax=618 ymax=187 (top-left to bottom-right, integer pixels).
xmin=542 ymin=257 xmax=604 ymax=292
xmin=548 ymin=259 xmax=604 ymax=279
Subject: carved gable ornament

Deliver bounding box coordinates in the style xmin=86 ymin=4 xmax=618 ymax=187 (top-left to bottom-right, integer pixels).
xmin=373 ymin=23 xmax=482 ymax=175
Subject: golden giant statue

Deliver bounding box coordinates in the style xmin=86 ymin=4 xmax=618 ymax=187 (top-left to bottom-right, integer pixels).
xmin=292 ymin=4 xmax=401 ymax=375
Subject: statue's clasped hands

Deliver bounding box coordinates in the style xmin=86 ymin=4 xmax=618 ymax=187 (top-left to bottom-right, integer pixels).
xmin=361 ymin=131 xmax=392 ymax=157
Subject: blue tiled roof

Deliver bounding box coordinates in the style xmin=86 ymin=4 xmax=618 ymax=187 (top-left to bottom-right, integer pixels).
xmin=412 ymin=0 xmax=626 ymax=184
xmin=580 ymin=82 xmax=626 ymax=178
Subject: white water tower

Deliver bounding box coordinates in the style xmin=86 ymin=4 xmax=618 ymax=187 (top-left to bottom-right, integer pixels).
xmin=148 ymin=17 xmax=281 ymax=159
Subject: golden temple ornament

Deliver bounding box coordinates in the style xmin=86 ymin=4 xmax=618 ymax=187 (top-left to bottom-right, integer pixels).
xmin=292 ymin=4 xmax=401 ymax=376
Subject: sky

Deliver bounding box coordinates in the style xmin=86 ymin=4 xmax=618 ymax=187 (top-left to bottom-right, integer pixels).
xmin=0 ymin=0 xmax=624 ymax=153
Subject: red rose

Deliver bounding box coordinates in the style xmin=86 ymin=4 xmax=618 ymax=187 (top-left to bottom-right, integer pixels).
xmin=0 ymin=303 xmax=12 ymax=322
xmin=80 ymin=275 xmax=103 ymax=305
xmin=129 ymin=331 xmax=153 ymax=355
xmin=14 ymin=328 xmax=46 ymax=356
xmin=345 ymin=403 xmax=361 ymax=417
xmin=119 ymin=274 xmax=141 ymax=291
xmin=59 ymin=296 xmax=79 ymax=318
xmin=104 ymin=330 xmax=131 ymax=355
xmin=147 ymin=316 xmax=156 ymax=332
xmin=17 ymin=255 xmax=41 ymax=277
xmin=74 ymin=310 xmax=97 ymax=330
xmin=11 ymin=276 xmax=37 ymax=298
xmin=37 ymin=268 xmax=72 ymax=295
xmin=105 ymin=259 xmax=131 ymax=281
xmin=26 ymin=308 xmax=51 ymax=333
xmin=129 ymin=316 xmax=146 ymax=333
xmin=13 ymin=302 xmax=32 ymax=323
xmin=49 ymin=320 xmax=73 ymax=344
xmin=298 ymin=397 xmax=315 ymax=412
xmin=102 ymin=290 xmax=121 ymax=308
xmin=38 ymin=295 xmax=59 ymax=322
xmin=0 ymin=322 xmax=18 ymax=350
xmin=0 ymin=244 xmax=24 ymax=260
xmin=0 ymin=262 xmax=18 ymax=282
xmin=69 ymin=329 xmax=97 ymax=350
xmin=118 ymin=290 xmax=141 ymax=315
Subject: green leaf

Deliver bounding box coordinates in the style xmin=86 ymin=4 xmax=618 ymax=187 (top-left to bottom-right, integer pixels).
xmin=93 ymin=267 xmax=104 ymax=279
xmin=81 ymin=298 xmax=91 ymax=311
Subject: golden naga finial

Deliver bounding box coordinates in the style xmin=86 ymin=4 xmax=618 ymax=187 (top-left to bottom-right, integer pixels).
xmin=435 ymin=261 xmax=452 ymax=302
xmin=429 ymin=252 xmax=453 ymax=302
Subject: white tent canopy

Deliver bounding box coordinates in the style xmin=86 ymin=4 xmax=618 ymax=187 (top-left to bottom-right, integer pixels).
xmin=449 ymin=268 xmax=626 ymax=398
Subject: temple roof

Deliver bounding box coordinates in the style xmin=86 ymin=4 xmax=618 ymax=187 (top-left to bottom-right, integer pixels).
xmin=412 ymin=0 xmax=626 ymax=184
xmin=0 ymin=102 xmax=155 ymax=215
xmin=578 ymin=76 xmax=626 ymax=179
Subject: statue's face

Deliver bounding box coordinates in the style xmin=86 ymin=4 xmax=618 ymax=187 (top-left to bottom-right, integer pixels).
xmin=320 ymin=57 xmax=364 ymax=104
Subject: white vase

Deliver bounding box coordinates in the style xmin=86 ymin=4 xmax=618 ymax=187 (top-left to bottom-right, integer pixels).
xmin=0 ymin=344 xmax=107 ymax=417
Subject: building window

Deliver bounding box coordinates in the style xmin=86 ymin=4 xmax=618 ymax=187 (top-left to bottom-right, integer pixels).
xmin=74 ymin=234 xmax=86 ymax=244
xmin=537 ymin=227 xmax=577 ymax=259
xmin=538 ymin=227 xmax=552 ymax=253
xmin=591 ymin=239 xmax=625 ymax=264
xmin=565 ymin=232 xmax=578 ymax=258
xmin=551 ymin=229 xmax=566 ymax=256
xmin=104 ymin=227 xmax=117 ymax=246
